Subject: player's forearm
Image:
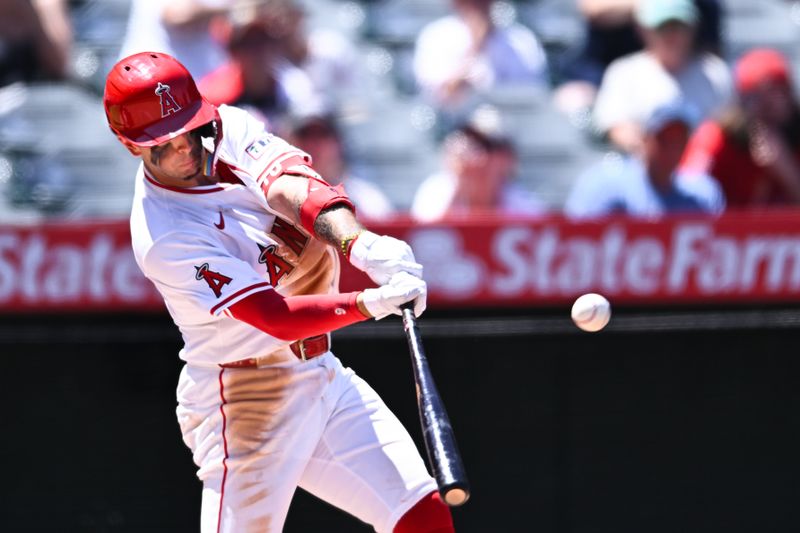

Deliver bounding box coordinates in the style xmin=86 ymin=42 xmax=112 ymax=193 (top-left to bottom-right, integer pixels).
xmin=313 ymin=204 xmax=364 ymax=249
xmin=228 ymin=289 xmax=371 ymax=341
xmin=267 ymin=173 xmax=362 ymax=248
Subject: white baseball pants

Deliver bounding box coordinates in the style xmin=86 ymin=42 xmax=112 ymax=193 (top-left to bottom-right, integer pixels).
xmin=176 ymin=352 xmax=437 ymax=533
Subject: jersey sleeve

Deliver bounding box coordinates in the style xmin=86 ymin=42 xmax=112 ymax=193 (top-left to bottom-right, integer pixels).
xmin=217 ymin=105 xmax=322 ymax=198
xmin=141 ymin=230 xmax=271 ymax=317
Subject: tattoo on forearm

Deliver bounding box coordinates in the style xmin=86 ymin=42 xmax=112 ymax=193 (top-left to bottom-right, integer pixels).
xmin=314 ymin=205 xmax=362 ymax=246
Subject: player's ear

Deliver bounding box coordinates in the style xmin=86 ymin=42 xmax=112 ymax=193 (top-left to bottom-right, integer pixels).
xmin=116 ymin=135 xmax=143 ymax=156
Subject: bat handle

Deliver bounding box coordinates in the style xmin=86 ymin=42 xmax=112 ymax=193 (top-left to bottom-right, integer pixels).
xmin=401 ymin=304 xmax=421 ymax=338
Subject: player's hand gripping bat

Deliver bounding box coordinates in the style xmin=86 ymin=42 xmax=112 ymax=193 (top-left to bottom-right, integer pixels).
xmin=400 ymin=304 xmax=470 ymax=506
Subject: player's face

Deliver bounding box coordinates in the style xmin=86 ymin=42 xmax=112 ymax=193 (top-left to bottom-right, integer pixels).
xmin=136 ymin=131 xmax=205 ymax=187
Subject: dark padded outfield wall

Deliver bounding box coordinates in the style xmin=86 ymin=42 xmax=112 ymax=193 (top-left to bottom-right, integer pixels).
xmin=2 ymin=307 xmax=799 ymax=533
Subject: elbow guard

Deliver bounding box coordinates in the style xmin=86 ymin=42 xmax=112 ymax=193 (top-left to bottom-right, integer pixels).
xmin=299 ymin=178 xmax=355 ymax=236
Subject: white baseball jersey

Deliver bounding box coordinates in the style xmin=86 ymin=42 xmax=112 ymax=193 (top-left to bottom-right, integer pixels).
xmin=130 ymin=104 xmax=340 ymax=367
xmin=130 ymin=104 xmax=437 ymax=532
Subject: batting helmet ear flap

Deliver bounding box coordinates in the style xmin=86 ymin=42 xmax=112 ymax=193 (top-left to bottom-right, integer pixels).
xmin=194 ymin=120 xmax=217 ymax=139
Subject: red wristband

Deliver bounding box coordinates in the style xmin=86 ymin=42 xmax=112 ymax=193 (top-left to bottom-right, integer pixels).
xmin=341 ymin=230 xmax=365 ymax=260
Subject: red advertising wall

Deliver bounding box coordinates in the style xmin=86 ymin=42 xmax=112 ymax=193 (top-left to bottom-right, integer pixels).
xmin=2 ymin=210 xmax=800 ymax=311
xmin=0 ymin=220 xmax=159 ymax=311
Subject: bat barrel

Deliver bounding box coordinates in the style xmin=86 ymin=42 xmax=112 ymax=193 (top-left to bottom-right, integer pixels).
xmin=402 ymin=307 xmax=471 ymax=507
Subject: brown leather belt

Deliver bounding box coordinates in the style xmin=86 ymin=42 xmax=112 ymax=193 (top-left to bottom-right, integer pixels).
xmin=220 ymin=334 xmax=329 ymax=368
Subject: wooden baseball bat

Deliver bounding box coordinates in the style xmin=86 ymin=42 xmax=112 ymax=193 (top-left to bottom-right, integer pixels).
xmin=401 ymin=305 xmax=471 ymax=507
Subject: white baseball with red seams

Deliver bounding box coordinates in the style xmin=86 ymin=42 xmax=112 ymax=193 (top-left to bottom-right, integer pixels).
xmin=571 ymin=293 xmax=612 ymax=332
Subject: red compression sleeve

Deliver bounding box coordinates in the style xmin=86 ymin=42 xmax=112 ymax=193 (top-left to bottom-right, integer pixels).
xmin=227 ymin=289 xmax=369 ymax=340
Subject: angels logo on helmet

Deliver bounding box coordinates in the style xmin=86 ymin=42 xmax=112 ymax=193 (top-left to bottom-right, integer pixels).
xmin=155 ymin=82 xmax=182 ymax=117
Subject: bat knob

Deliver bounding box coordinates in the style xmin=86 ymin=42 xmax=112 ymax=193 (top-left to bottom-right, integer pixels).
xmin=443 ymin=487 xmax=470 ymax=507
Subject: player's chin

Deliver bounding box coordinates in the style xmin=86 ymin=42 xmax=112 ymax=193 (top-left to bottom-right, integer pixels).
xmin=179 ymin=163 xmax=202 ymax=180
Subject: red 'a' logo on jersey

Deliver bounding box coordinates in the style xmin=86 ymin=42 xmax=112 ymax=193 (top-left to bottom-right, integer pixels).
xmin=155 ymin=82 xmax=182 ymax=117
xmin=257 ymin=243 xmax=294 ymax=286
xmin=271 ymin=217 xmax=308 ymax=255
xmin=194 ymin=263 xmax=232 ymax=298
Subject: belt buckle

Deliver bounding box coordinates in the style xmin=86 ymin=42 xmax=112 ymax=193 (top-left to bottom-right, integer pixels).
xmin=298 ymin=339 xmax=307 ymax=361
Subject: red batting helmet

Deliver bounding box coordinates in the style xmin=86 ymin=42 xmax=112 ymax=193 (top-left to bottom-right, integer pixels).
xmin=103 ymin=52 xmax=217 ymax=146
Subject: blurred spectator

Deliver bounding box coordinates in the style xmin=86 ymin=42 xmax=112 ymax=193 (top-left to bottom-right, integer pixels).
xmin=198 ymin=1 xmax=321 ymax=127
xmin=240 ymin=0 xmax=364 ymax=109
xmin=0 ymin=0 xmax=72 ymax=85
xmin=565 ymin=100 xmax=724 ymax=219
xmin=412 ymin=0 xmax=548 ymax=110
xmin=411 ymin=105 xmax=546 ymax=222
xmin=681 ymin=49 xmax=800 ymax=207
xmin=119 ymin=0 xmax=230 ymax=80
xmin=591 ymin=0 xmax=732 ymax=154
xmin=283 ymin=111 xmax=394 ymax=220
xmin=554 ymin=0 xmax=722 ymax=117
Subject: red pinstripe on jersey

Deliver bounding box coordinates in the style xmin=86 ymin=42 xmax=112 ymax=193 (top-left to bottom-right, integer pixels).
xmin=217 ymin=368 xmax=230 ymax=533
xmin=209 ymin=282 xmax=272 ymax=315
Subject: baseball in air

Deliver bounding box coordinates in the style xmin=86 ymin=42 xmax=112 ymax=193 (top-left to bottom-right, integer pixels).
xmin=571 ymin=293 xmax=611 ymax=332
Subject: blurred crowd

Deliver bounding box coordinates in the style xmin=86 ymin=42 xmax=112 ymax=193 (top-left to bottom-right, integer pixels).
xmin=2 ymin=0 xmax=800 ymax=222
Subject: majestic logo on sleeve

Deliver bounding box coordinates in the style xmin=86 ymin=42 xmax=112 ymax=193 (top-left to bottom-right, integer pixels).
xmin=155 ymin=82 xmax=182 ymax=117
xmin=245 ymin=137 xmax=270 ymax=160
xmin=194 ymin=263 xmax=232 ymax=297
xmin=257 ymin=244 xmax=294 ymax=286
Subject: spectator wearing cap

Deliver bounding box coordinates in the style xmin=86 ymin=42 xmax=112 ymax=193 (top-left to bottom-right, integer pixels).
xmin=566 ymin=100 xmax=724 ymax=219
xmin=410 ymin=105 xmax=546 ymax=222
xmin=592 ymin=0 xmax=732 ymax=154
xmin=553 ymin=0 xmax=723 ymax=118
xmin=680 ymin=48 xmax=800 ymax=207
xmin=283 ymin=112 xmax=394 ymax=221
xmin=412 ymin=0 xmax=549 ymax=110
xmin=198 ymin=0 xmax=321 ymax=127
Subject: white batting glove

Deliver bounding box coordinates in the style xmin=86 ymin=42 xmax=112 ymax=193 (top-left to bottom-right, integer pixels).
xmin=349 ymin=231 xmax=423 ymax=285
xmin=360 ymin=272 xmax=428 ymax=320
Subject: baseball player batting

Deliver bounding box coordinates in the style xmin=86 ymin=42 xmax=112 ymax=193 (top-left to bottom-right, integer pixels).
xmin=103 ymin=52 xmax=455 ymax=533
